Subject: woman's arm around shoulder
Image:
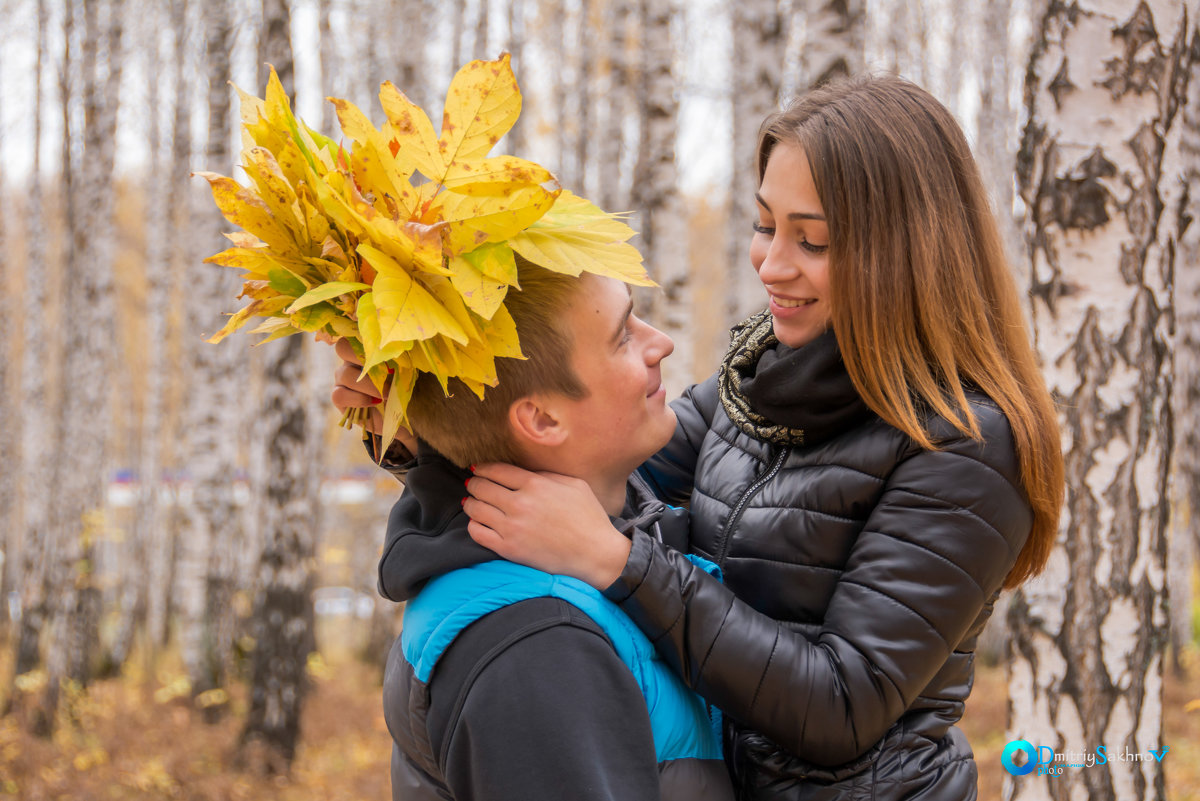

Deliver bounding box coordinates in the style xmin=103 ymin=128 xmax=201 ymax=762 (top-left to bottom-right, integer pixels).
xmin=607 ymin=400 xmax=1032 ymax=766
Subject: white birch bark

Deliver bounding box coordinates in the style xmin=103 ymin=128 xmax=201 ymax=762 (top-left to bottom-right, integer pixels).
xmin=976 ymin=0 xmax=1024 ymax=265
xmin=505 ymin=0 xmax=528 ymax=156
xmin=450 ymin=0 xmax=466 ymax=80
xmin=239 ymin=3 xmax=317 ymax=771
xmin=318 ymin=0 xmax=335 ymax=132
xmin=145 ymin=0 xmax=191 ymax=651
xmin=474 ymin=0 xmax=490 ymax=56
xmin=1009 ymin=2 xmax=1192 ymax=799
xmin=576 ymin=0 xmax=594 ymax=195
xmin=12 ymin=0 xmax=52 ymax=695
xmin=727 ymin=0 xmax=783 ymax=325
xmin=1168 ymin=20 xmax=1200 ymax=672
xmin=797 ymin=0 xmax=865 ymax=89
xmin=109 ymin=0 xmax=167 ymax=673
xmin=596 ymin=0 xmax=632 ymax=211
xmin=632 ymin=0 xmax=689 ymax=393
xmin=38 ymin=0 xmax=122 ymax=729
xmin=179 ymin=0 xmax=242 ymax=721
xmin=547 ymin=0 xmax=575 ymax=186
xmin=0 ymin=19 xmax=12 ymax=639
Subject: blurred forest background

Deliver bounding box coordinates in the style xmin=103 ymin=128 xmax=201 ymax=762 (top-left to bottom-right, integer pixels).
xmin=1 ymin=0 xmax=1200 ymax=799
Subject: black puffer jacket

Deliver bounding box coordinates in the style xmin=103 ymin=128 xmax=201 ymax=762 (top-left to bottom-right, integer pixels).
xmin=605 ymin=330 xmax=1033 ymax=800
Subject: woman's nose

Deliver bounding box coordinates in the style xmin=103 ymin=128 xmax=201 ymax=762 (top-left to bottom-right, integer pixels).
xmin=755 ymin=242 xmax=798 ymax=285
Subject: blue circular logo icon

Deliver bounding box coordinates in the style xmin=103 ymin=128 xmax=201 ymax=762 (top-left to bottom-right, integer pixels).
xmin=1002 ymin=739 xmax=1038 ymax=776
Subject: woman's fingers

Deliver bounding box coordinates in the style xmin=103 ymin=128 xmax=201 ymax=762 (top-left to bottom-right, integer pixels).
xmin=463 ymin=497 xmax=509 ymax=536
xmin=467 ymin=519 xmax=506 ymax=555
xmin=334 ymin=336 xmax=362 ymax=365
xmin=470 ymin=462 xmax=541 ymax=490
xmin=464 ymin=476 xmax=517 ymax=509
xmin=334 ymin=360 xmax=380 ymax=399
xmin=328 ymin=338 xmax=385 ymax=436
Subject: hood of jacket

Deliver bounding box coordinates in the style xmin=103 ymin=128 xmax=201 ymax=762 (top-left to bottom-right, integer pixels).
xmin=377 ymin=441 xmax=688 ymax=603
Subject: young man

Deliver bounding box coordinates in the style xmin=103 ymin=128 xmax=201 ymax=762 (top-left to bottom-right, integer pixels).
xmin=334 ymin=263 xmax=731 ymax=801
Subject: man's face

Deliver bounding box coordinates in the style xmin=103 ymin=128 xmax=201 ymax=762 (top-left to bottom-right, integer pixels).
xmin=551 ymin=275 xmax=677 ymax=478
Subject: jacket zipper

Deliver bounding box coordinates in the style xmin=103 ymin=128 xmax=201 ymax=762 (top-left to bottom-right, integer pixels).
xmin=714 ymin=447 xmax=790 ymax=569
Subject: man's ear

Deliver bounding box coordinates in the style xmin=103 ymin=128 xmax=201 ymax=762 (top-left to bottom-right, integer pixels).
xmin=508 ymin=395 xmax=568 ymax=449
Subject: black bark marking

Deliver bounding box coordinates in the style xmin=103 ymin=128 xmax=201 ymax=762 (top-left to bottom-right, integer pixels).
xmin=1053 ymin=148 xmax=1117 ymax=232
xmin=1049 ymin=57 xmax=1077 ymax=109
xmin=1102 ymin=1 xmax=1165 ymax=99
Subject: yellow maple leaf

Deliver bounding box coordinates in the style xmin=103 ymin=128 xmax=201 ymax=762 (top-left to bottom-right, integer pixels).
xmin=437 ymin=184 xmax=559 ymax=256
xmin=195 ymin=172 xmax=296 ymax=254
xmin=439 ymin=54 xmax=522 ymax=166
xmin=448 ymin=250 xmax=510 ymax=320
xmin=359 ymin=245 xmax=469 ymax=345
xmin=509 ymin=190 xmax=654 ymax=286
xmin=204 ymin=55 xmax=654 ymax=437
xmin=379 ymin=81 xmax=446 ymax=185
xmin=330 ymin=96 xmax=419 ymax=217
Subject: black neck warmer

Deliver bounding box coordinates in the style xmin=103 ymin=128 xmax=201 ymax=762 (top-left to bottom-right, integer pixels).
xmin=718 ymin=311 xmax=873 ymax=448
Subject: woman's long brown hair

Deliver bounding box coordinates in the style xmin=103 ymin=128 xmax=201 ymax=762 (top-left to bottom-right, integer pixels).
xmin=757 ymin=75 xmax=1064 ymax=589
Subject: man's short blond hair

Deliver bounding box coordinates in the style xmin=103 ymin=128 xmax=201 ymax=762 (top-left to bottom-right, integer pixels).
xmin=407 ymin=258 xmax=586 ymax=468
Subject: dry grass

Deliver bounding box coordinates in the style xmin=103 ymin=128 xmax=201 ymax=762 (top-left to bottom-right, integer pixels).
xmin=2 ymin=633 xmax=1198 ymax=800
xmin=0 ymin=627 xmax=392 ymax=801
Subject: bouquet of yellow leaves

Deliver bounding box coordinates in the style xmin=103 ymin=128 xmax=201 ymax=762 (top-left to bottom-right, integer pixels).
xmin=199 ymin=54 xmax=653 ymax=456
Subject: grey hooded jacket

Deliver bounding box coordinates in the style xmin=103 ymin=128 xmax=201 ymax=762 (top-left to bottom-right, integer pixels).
xmin=377 ymin=445 xmax=735 ymax=801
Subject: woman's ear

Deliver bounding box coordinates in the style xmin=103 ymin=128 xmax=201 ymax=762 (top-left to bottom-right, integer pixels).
xmin=508 ymin=395 xmax=568 ymax=449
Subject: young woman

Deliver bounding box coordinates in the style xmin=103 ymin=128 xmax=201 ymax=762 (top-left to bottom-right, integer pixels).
xmin=459 ymin=74 xmax=1064 ymax=800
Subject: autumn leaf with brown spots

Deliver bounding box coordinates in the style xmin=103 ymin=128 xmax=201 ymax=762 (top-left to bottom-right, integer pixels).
xmin=198 ymin=54 xmax=653 ymax=456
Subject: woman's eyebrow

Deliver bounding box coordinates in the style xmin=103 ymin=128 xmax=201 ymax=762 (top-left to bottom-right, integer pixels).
xmin=754 ymin=192 xmax=826 ymax=221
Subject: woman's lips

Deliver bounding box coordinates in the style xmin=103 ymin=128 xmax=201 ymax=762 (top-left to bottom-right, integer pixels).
xmin=770 ymin=294 xmax=818 ymax=317
xmin=772 ymin=295 xmax=816 ymax=308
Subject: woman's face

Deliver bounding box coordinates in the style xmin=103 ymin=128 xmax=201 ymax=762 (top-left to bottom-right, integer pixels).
xmin=749 ymin=143 xmax=832 ymax=349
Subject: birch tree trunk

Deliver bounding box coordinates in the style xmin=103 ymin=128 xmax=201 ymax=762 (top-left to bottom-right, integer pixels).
xmin=108 ymin=0 xmax=166 ymax=674
xmin=318 ymin=0 xmax=335 ymax=132
xmin=404 ymin=1 xmax=434 ymax=108
xmin=475 ymin=0 xmax=490 ymax=56
xmin=976 ymin=0 xmax=1024 ymax=264
xmin=145 ymin=0 xmax=191 ymax=652
xmin=1009 ymin=2 xmax=1192 ymax=799
xmin=179 ymin=0 xmax=241 ymax=723
xmin=450 ymin=0 xmax=466 ymax=80
xmin=505 ymin=0 xmax=528 ymax=156
xmin=37 ymin=0 xmax=123 ymax=731
xmin=0 ymin=20 xmax=12 ymax=642
xmin=12 ymin=0 xmax=52 ymax=699
xmin=547 ymin=0 xmax=575 ymax=186
xmin=633 ymin=0 xmax=689 ymax=393
xmin=726 ymin=0 xmax=783 ymax=325
xmin=1169 ymin=19 xmax=1200 ymax=672
xmin=576 ymin=0 xmax=594 ymax=194
xmin=797 ymin=0 xmax=864 ymax=89
xmin=239 ymin=1 xmax=317 ymax=772
xmin=596 ymin=0 xmax=632 ymax=211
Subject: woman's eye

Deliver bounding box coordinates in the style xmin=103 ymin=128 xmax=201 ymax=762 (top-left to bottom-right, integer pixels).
xmin=800 ymin=239 xmax=829 ymax=255
xmin=752 ymin=222 xmax=774 ymax=235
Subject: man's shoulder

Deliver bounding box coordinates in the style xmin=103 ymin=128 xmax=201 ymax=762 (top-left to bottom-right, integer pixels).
xmin=422 ymin=596 xmax=635 ymax=752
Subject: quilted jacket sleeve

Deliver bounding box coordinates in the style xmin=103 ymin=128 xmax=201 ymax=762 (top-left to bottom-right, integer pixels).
xmin=637 ymin=375 xmax=721 ymax=506
xmin=605 ymin=407 xmax=1033 ymax=766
